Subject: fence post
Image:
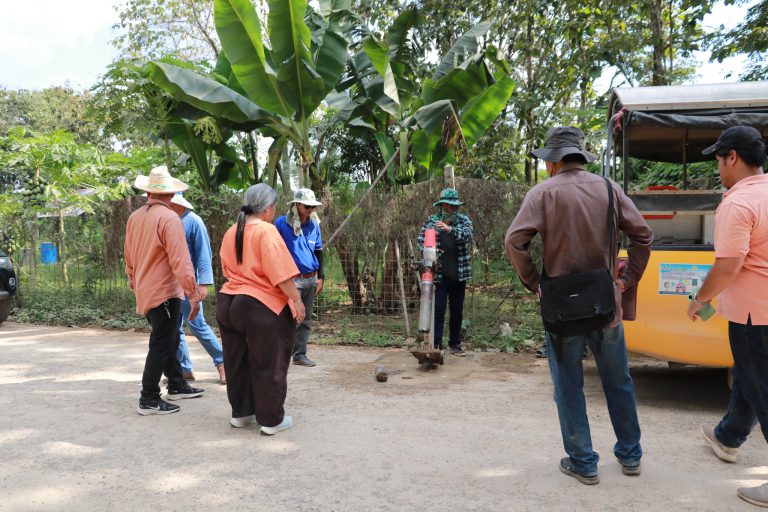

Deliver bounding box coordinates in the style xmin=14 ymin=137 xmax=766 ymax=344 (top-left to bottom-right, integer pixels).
xmin=394 ymin=239 xmax=410 ymax=338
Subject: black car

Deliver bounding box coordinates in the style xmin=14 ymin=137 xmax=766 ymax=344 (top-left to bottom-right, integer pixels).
xmin=0 ymin=250 xmax=17 ymax=323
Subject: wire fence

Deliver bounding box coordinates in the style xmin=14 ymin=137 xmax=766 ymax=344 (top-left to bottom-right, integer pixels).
xmin=11 ymin=178 xmax=545 ymax=348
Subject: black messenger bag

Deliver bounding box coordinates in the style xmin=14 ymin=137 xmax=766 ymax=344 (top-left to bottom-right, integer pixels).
xmin=539 ymin=177 xmax=616 ymax=338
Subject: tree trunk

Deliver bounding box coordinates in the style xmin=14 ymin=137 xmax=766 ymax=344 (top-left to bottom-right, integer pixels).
xmin=336 ymin=238 xmax=367 ymax=313
xmin=649 ymin=0 xmax=667 ymax=85
xmin=379 ymin=240 xmax=400 ymax=313
xmin=28 ymin=218 xmax=37 ymax=283
xmin=56 ymin=209 xmax=69 ymax=285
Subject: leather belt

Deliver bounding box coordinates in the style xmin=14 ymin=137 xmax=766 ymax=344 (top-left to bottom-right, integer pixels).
xmin=300 ymin=271 xmax=317 ymax=279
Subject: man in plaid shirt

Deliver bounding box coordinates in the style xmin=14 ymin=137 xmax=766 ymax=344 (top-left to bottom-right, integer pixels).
xmin=417 ymin=188 xmax=474 ymax=356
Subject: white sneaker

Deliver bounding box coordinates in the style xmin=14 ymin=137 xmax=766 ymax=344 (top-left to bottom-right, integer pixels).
xmin=230 ymin=415 xmax=257 ymax=428
xmin=261 ymin=415 xmax=293 ymax=435
xmin=701 ymin=423 xmax=738 ymax=463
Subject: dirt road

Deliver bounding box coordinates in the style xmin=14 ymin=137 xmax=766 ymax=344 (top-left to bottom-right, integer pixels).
xmin=0 ymin=323 xmax=764 ymax=511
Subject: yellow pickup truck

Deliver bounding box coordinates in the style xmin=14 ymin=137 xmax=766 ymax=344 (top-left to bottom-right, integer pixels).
xmin=603 ymin=82 xmax=768 ymax=367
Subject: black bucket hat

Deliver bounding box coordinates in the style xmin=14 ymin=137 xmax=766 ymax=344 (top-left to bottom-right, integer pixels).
xmin=530 ymin=126 xmax=597 ymax=163
xmin=702 ymin=126 xmax=765 ymax=156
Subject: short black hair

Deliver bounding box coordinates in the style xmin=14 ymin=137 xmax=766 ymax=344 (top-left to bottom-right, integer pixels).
xmin=716 ymin=147 xmax=767 ymax=168
xmin=561 ymin=153 xmax=588 ymax=164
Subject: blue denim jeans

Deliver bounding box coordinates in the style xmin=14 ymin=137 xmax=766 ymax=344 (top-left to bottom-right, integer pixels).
xmin=715 ymin=318 xmax=768 ymax=448
xmin=545 ymin=323 xmax=642 ymax=476
xmin=177 ymin=299 xmax=224 ymax=372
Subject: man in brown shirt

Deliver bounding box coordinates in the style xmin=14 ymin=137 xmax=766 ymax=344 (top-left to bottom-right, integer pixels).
xmin=125 ymin=166 xmax=205 ymax=415
xmin=505 ymin=127 xmax=652 ymax=485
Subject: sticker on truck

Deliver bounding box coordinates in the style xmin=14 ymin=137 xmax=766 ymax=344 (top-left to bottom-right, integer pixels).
xmin=659 ymin=263 xmax=712 ymax=295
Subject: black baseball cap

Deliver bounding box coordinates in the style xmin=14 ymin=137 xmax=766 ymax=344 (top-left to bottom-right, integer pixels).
xmin=702 ymin=126 xmax=765 ymax=156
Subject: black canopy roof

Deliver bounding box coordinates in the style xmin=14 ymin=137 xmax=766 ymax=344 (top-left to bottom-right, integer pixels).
xmin=607 ymin=82 xmax=768 ymax=163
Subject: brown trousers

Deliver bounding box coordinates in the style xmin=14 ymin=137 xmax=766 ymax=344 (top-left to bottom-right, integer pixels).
xmin=216 ymin=293 xmax=295 ymax=428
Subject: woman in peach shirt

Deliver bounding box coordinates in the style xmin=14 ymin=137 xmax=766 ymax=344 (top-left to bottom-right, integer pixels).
xmin=217 ymin=184 xmax=304 ymax=435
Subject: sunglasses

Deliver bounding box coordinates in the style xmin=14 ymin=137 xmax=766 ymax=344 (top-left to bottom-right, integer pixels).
xmin=299 ymin=204 xmax=317 ymax=210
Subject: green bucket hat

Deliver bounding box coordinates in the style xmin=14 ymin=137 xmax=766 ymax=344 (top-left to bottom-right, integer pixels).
xmin=433 ymin=188 xmax=464 ymax=207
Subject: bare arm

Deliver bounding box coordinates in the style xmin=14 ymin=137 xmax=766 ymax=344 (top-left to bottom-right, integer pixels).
xmin=687 ymin=256 xmax=744 ymax=320
xmin=278 ymin=278 xmax=306 ymax=323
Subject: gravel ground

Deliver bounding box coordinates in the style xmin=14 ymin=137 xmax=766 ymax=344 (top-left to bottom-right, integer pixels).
xmin=0 ymin=322 xmax=765 ymax=512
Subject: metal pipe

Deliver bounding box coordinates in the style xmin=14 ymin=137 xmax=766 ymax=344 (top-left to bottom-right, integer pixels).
xmin=622 ymin=112 xmax=631 ymax=192
xmin=683 ymin=129 xmax=689 ymax=189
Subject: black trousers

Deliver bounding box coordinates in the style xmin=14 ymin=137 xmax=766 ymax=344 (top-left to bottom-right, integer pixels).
xmin=434 ymin=278 xmax=466 ymax=349
xmin=141 ymin=298 xmax=185 ymax=401
xmin=716 ymin=317 xmax=768 ymax=447
xmin=216 ymin=293 xmax=295 ymax=428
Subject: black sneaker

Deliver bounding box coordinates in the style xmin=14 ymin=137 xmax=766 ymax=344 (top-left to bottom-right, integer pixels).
xmin=137 ymin=398 xmax=180 ymax=416
xmin=559 ymin=457 xmax=599 ymax=485
xmin=448 ymin=345 xmax=466 ymax=357
xmin=166 ymin=384 xmax=204 ymax=401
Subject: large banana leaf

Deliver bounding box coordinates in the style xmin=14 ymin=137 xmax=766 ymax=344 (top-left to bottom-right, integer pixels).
xmin=149 ymin=62 xmax=271 ymax=126
xmin=268 ymin=0 xmax=330 ymax=117
xmin=314 ymin=30 xmax=349 ymax=96
xmin=406 ymin=99 xmax=459 ymax=134
xmin=275 ymin=55 xmax=326 ymax=117
xmin=362 ymin=76 xmax=399 ymax=118
xmin=432 ymin=21 xmax=492 ymax=81
xmin=387 ymin=9 xmax=422 ymax=56
xmin=411 ymin=129 xmax=440 ymax=173
xmin=373 ymin=132 xmax=396 ymax=180
xmin=459 ymin=76 xmax=515 ymax=147
xmin=214 ymin=0 xmax=288 ymax=116
xmin=213 ymin=142 xmax=252 ymax=187
xmin=422 ymin=54 xmax=491 ymax=107
xmin=319 ymin=0 xmax=351 ymax=16
xmin=169 ymin=123 xmax=212 ymax=189
xmin=362 ymin=36 xmax=400 ymax=106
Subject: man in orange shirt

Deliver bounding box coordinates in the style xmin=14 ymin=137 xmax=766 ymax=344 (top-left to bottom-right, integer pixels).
xmin=125 ymin=166 xmax=205 ymax=416
xmin=687 ymin=126 xmax=768 ymax=508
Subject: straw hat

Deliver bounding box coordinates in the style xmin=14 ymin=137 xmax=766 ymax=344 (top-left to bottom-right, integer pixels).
xmin=133 ymin=166 xmax=188 ymax=193
xmin=170 ymin=192 xmax=194 ymax=210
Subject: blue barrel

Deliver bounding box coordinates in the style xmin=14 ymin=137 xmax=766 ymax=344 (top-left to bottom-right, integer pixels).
xmin=40 ymin=243 xmax=58 ymax=264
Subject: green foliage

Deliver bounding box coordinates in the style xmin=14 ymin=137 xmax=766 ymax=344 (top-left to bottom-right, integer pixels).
xmin=148 ymin=0 xmax=355 ymax=193
xmin=112 ymin=0 xmax=221 ymax=61
xmin=0 ymin=87 xmax=104 ymax=146
xmin=12 ymin=287 xmax=148 ymax=331
xmin=628 ymin=160 xmax=721 ymax=191
xmin=708 ymin=0 xmax=768 ymax=80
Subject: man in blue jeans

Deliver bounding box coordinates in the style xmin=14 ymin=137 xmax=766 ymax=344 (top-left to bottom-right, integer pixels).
xmin=505 ymin=127 xmax=652 ymax=485
xmin=169 ymin=193 xmax=226 ymax=384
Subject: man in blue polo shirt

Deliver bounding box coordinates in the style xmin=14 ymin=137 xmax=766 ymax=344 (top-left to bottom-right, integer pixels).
xmin=168 ymin=192 xmax=226 ymax=384
xmin=275 ymin=188 xmax=325 ymax=367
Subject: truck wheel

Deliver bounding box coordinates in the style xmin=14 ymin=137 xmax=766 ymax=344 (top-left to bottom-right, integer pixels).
xmin=0 ymin=299 xmax=10 ymax=324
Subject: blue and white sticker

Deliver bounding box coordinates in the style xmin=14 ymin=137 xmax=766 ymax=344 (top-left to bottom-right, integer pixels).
xmin=659 ymin=263 xmax=712 ymax=295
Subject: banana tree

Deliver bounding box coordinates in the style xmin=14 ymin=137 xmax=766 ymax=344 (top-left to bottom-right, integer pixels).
xmin=333 ymin=17 xmax=515 ymax=183
xmin=148 ymin=0 xmax=354 ymax=194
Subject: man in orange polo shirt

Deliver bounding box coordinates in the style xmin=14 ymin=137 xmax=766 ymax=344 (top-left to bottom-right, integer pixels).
xmin=687 ymin=126 xmax=768 ymax=508
xmin=125 ymin=166 xmax=205 ymax=416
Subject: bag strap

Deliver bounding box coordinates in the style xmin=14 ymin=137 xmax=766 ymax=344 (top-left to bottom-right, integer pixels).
xmin=603 ymin=177 xmax=616 ymax=269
